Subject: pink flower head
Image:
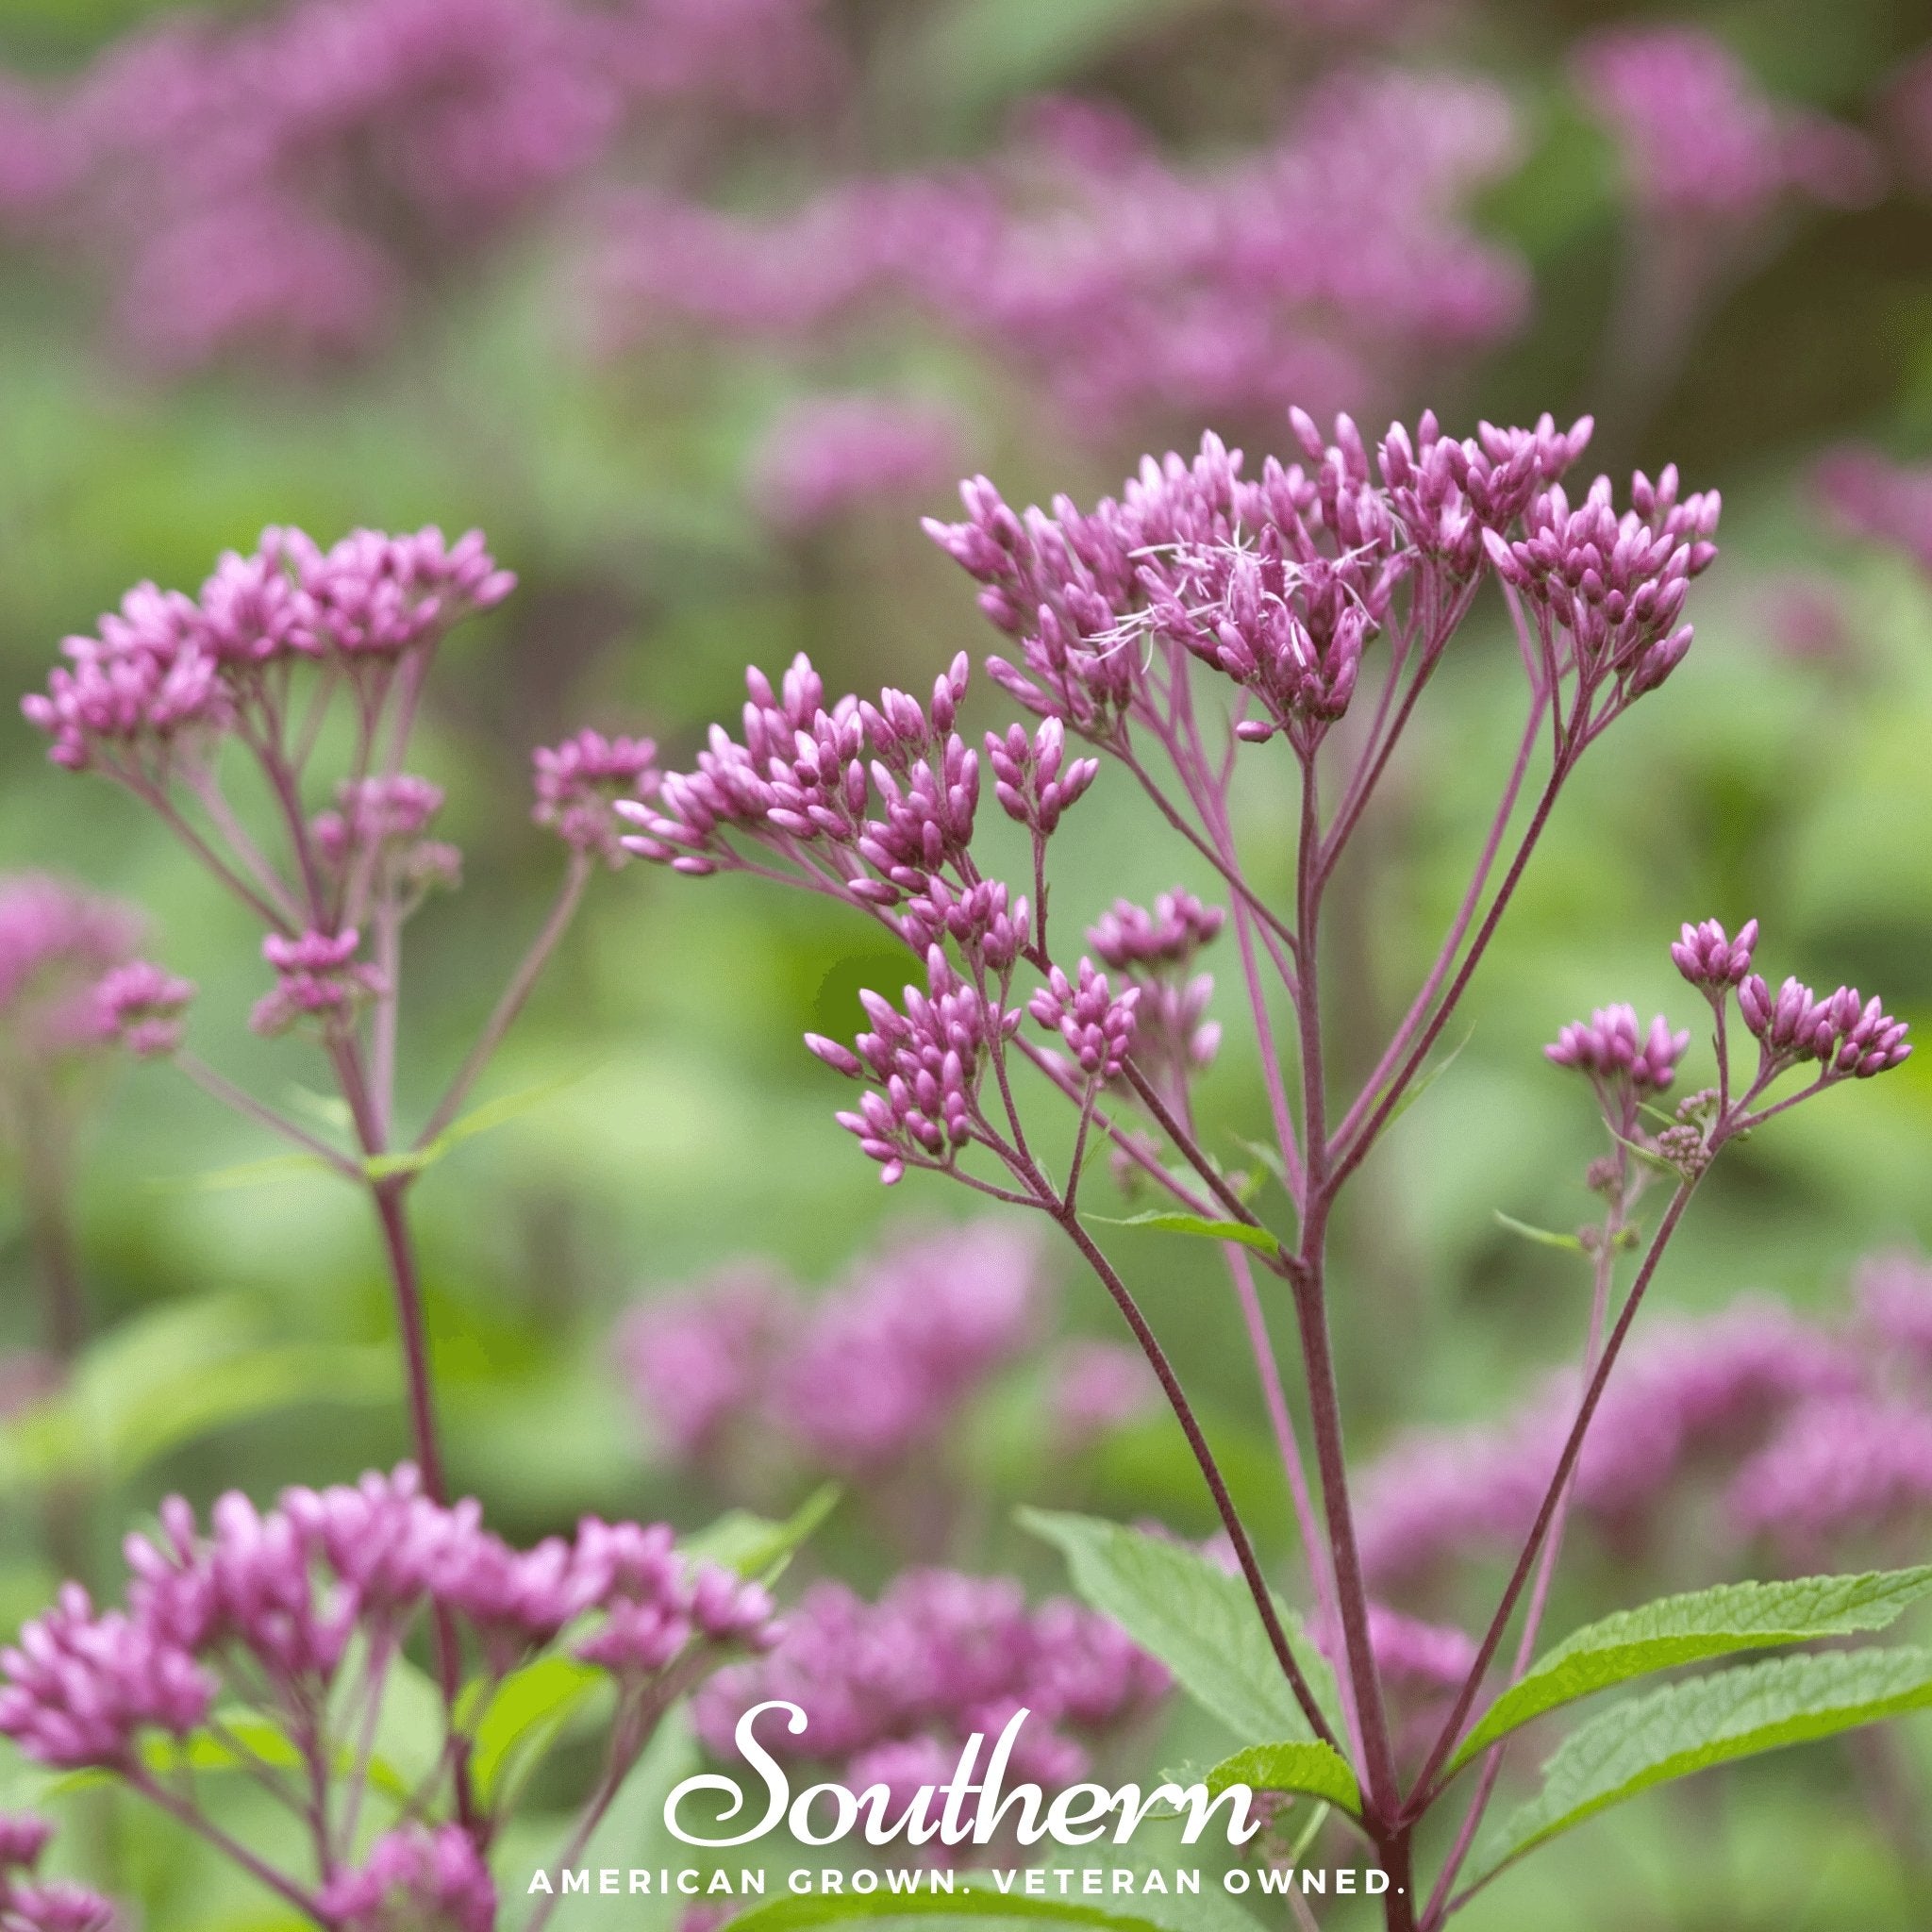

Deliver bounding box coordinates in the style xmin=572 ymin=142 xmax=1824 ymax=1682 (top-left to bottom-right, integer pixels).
xmin=319 ymin=1824 xmax=495 ymax=1932
xmin=620 ymin=1267 xmax=794 ymax=1464
xmin=533 ymin=729 xmax=660 ymax=866
xmin=285 ymin=526 xmax=515 ymax=658
xmin=1485 ymin=467 xmax=1720 ymax=707
xmin=1029 ymin=959 xmax=1139 ymax=1082
xmin=770 ymin=1223 xmax=1046 ymax=1470
xmin=986 ymin=717 xmax=1098 ymax=837
xmin=894 ymin=877 xmax=1029 ymax=974
xmin=1855 ymin=1251 xmax=1932 ymax=1373
xmin=1671 ymin=916 xmax=1757 ymax=992
xmin=0 ymin=1585 xmax=214 ymax=1770
xmin=1729 ymin=1398 xmax=1932 ymax=1554
xmin=1051 ymin=1339 xmax=1158 ymax=1450
xmin=278 ymin=1464 xmax=464 ymax=1616
xmin=1575 ymin=26 xmax=1882 ymax=223
xmin=0 ymin=875 xmax=142 ymax=1058
xmin=694 ymin=1565 xmax=1165 ymax=1788
xmin=751 ymin=392 xmax=959 ymax=531
xmin=822 ymin=949 xmax=1017 ymax=1184
xmin=1816 ymin=447 xmax=1932 ymax=579
xmin=92 ymin=960 xmax=195 ymax=1058
xmin=1738 ymin=974 xmax=1910 ymax=1077
xmin=1087 ymin=891 xmax=1224 ymax=974
xmin=0 ymin=1815 xmax=54 ymax=1873
xmin=1546 ymin=1004 xmax=1688 ymax=1092
xmin=23 ymin=615 xmax=226 ymax=773
xmin=1 ymin=1876 xmax=118 ymax=1930
xmin=311 ymin=774 xmax=447 ymax=872
xmin=251 ymin=927 xmax=386 ymax=1037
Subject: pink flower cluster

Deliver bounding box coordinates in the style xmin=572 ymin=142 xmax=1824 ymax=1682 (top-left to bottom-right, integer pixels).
xmin=1 ymin=0 xmax=837 ymax=369
xmin=598 ymin=68 xmax=1527 ymax=433
xmin=1574 ymin=25 xmax=1882 ymax=223
xmin=24 ymin=525 xmax=512 ymax=777
xmin=0 ymin=1463 xmax=774 ymax=1774
xmin=0 ymin=1812 xmax=114 ymax=1932
xmin=693 ymin=1566 xmax=1169 ymax=1827
xmin=1356 ymin=1259 xmax=1932 ymax=1598
xmin=1816 ymin=446 xmax=1932 ymax=579
xmin=750 ymin=394 xmax=961 ymax=533
xmin=623 ymin=1224 xmax=1047 ymax=1473
xmin=0 ymin=874 xmax=142 ymax=1064
xmin=319 ymin=1824 xmax=494 ymax=1932
xmin=532 ymin=729 xmax=660 ymax=866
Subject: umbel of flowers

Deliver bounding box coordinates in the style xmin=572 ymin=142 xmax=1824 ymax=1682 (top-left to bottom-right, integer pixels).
xmin=0 ymin=1465 xmax=775 ymax=1929
xmin=625 ymin=408 xmax=1909 ymax=1931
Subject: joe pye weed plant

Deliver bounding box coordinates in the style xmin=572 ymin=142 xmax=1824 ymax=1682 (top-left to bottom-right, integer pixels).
xmin=625 ymin=406 xmax=1928 ymax=1929
xmin=0 ymin=528 xmax=795 ymax=1931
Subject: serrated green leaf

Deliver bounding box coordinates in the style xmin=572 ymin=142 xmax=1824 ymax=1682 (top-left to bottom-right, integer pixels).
xmin=679 ymin=1485 xmax=840 ymax=1586
xmin=1086 ymin=1211 xmax=1280 ymax=1254
xmin=1466 ymin=1645 xmax=1932 ymax=1893
xmin=1491 ymin=1210 xmax=1586 ymax=1256
xmin=467 ymin=1656 xmax=604 ymax=1810
xmin=1450 ymin=1564 xmax=1932 ymax=1773
xmin=1018 ymin=1509 xmax=1343 ymax=1746
xmin=1201 ymin=1740 xmax=1360 ymax=1818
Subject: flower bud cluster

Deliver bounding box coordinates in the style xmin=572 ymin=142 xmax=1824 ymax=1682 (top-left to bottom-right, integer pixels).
xmin=924 ymin=410 xmax=1603 ymax=753
xmin=987 ymin=718 xmax=1097 ymax=836
xmin=320 ymin=1824 xmax=495 ymax=1932
xmin=1085 ymin=891 xmax=1224 ymax=1098
xmin=808 ymin=949 xmax=1020 ymax=1184
xmin=250 ymin=927 xmax=388 ymax=1038
xmin=1485 ymin=466 xmax=1720 ymax=712
xmin=1545 ymin=1005 xmax=1690 ymax=1128
xmin=1737 ymin=974 xmax=1910 ymax=1079
xmin=1028 ymin=961 xmax=1140 ymax=1083
xmin=0 ymin=1812 xmax=113 ymax=1932
xmin=92 ymin=960 xmax=196 ymax=1058
xmin=0 ymin=874 xmax=142 ymax=1065
xmin=0 ymin=1464 xmax=775 ymax=1774
xmin=532 ymin=728 xmax=660 ymax=867
xmin=24 ymin=527 xmax=512 ymax=775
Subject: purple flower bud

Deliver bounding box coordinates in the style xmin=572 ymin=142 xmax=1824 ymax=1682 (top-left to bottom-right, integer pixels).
xmin=319 ymin=1824 xmax=495 ymax=1932
xmin=1087 ymin=891 xmax=1224 ymax=974
xmin=1545 ymin=1004 xmax=1690 ymax=1093
xmin=1028 ymin=958 xmax=1139 ymax=1081
xmin=92 ymin=960 xmax=194 ymax=1058
xmin=250 ymin=928 xmax=384 ymax=1038
xmin=1671 ymin=916 xmax=1757 ymax=991
xmin=532 ymin=729 xmax=659 ymax=868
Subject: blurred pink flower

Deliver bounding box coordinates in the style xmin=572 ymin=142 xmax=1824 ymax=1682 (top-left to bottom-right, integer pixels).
xmin=751 ymin=393 xmax=960 ymax=532
xmin=1575 ymin=25 xmax=1882 ymax=224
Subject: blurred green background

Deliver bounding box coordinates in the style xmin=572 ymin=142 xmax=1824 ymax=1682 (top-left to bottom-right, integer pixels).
xmin=0 ymin=0 xmax=1930 ymax=1924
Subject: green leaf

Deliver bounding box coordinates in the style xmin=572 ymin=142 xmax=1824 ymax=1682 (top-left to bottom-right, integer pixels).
xmin=149 ymin=1152 xmax=338 ymax=1194
xmin=467 ymin=1656 xmax=604 ymax=1810
xmin=1491 ymin=1210 xmax=1586 ymax=1256
xmin=680 ymin=1485 xmax=840 ymax=1586
xmin=1019 ymin=1509 xmax=1343 ymax=1746
xmin=1450 ymin=1565 xmax=1932 ymax=1773
xmin=1467 ymin=1645 xmax=1932 ymax=1892
xmin=379 ymin=1060 xmax=607 ymax=1183
xmin=0 ymin=1299 xmax=396 ymax=1485
xmin=1201 ymin=1740 xmax=1360 ymax=1818
xmin=1385 ymin=1027 xmax=1474 ymax=1126
xmin=1086 ymin=1212 xmax=1279 ymax=1255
